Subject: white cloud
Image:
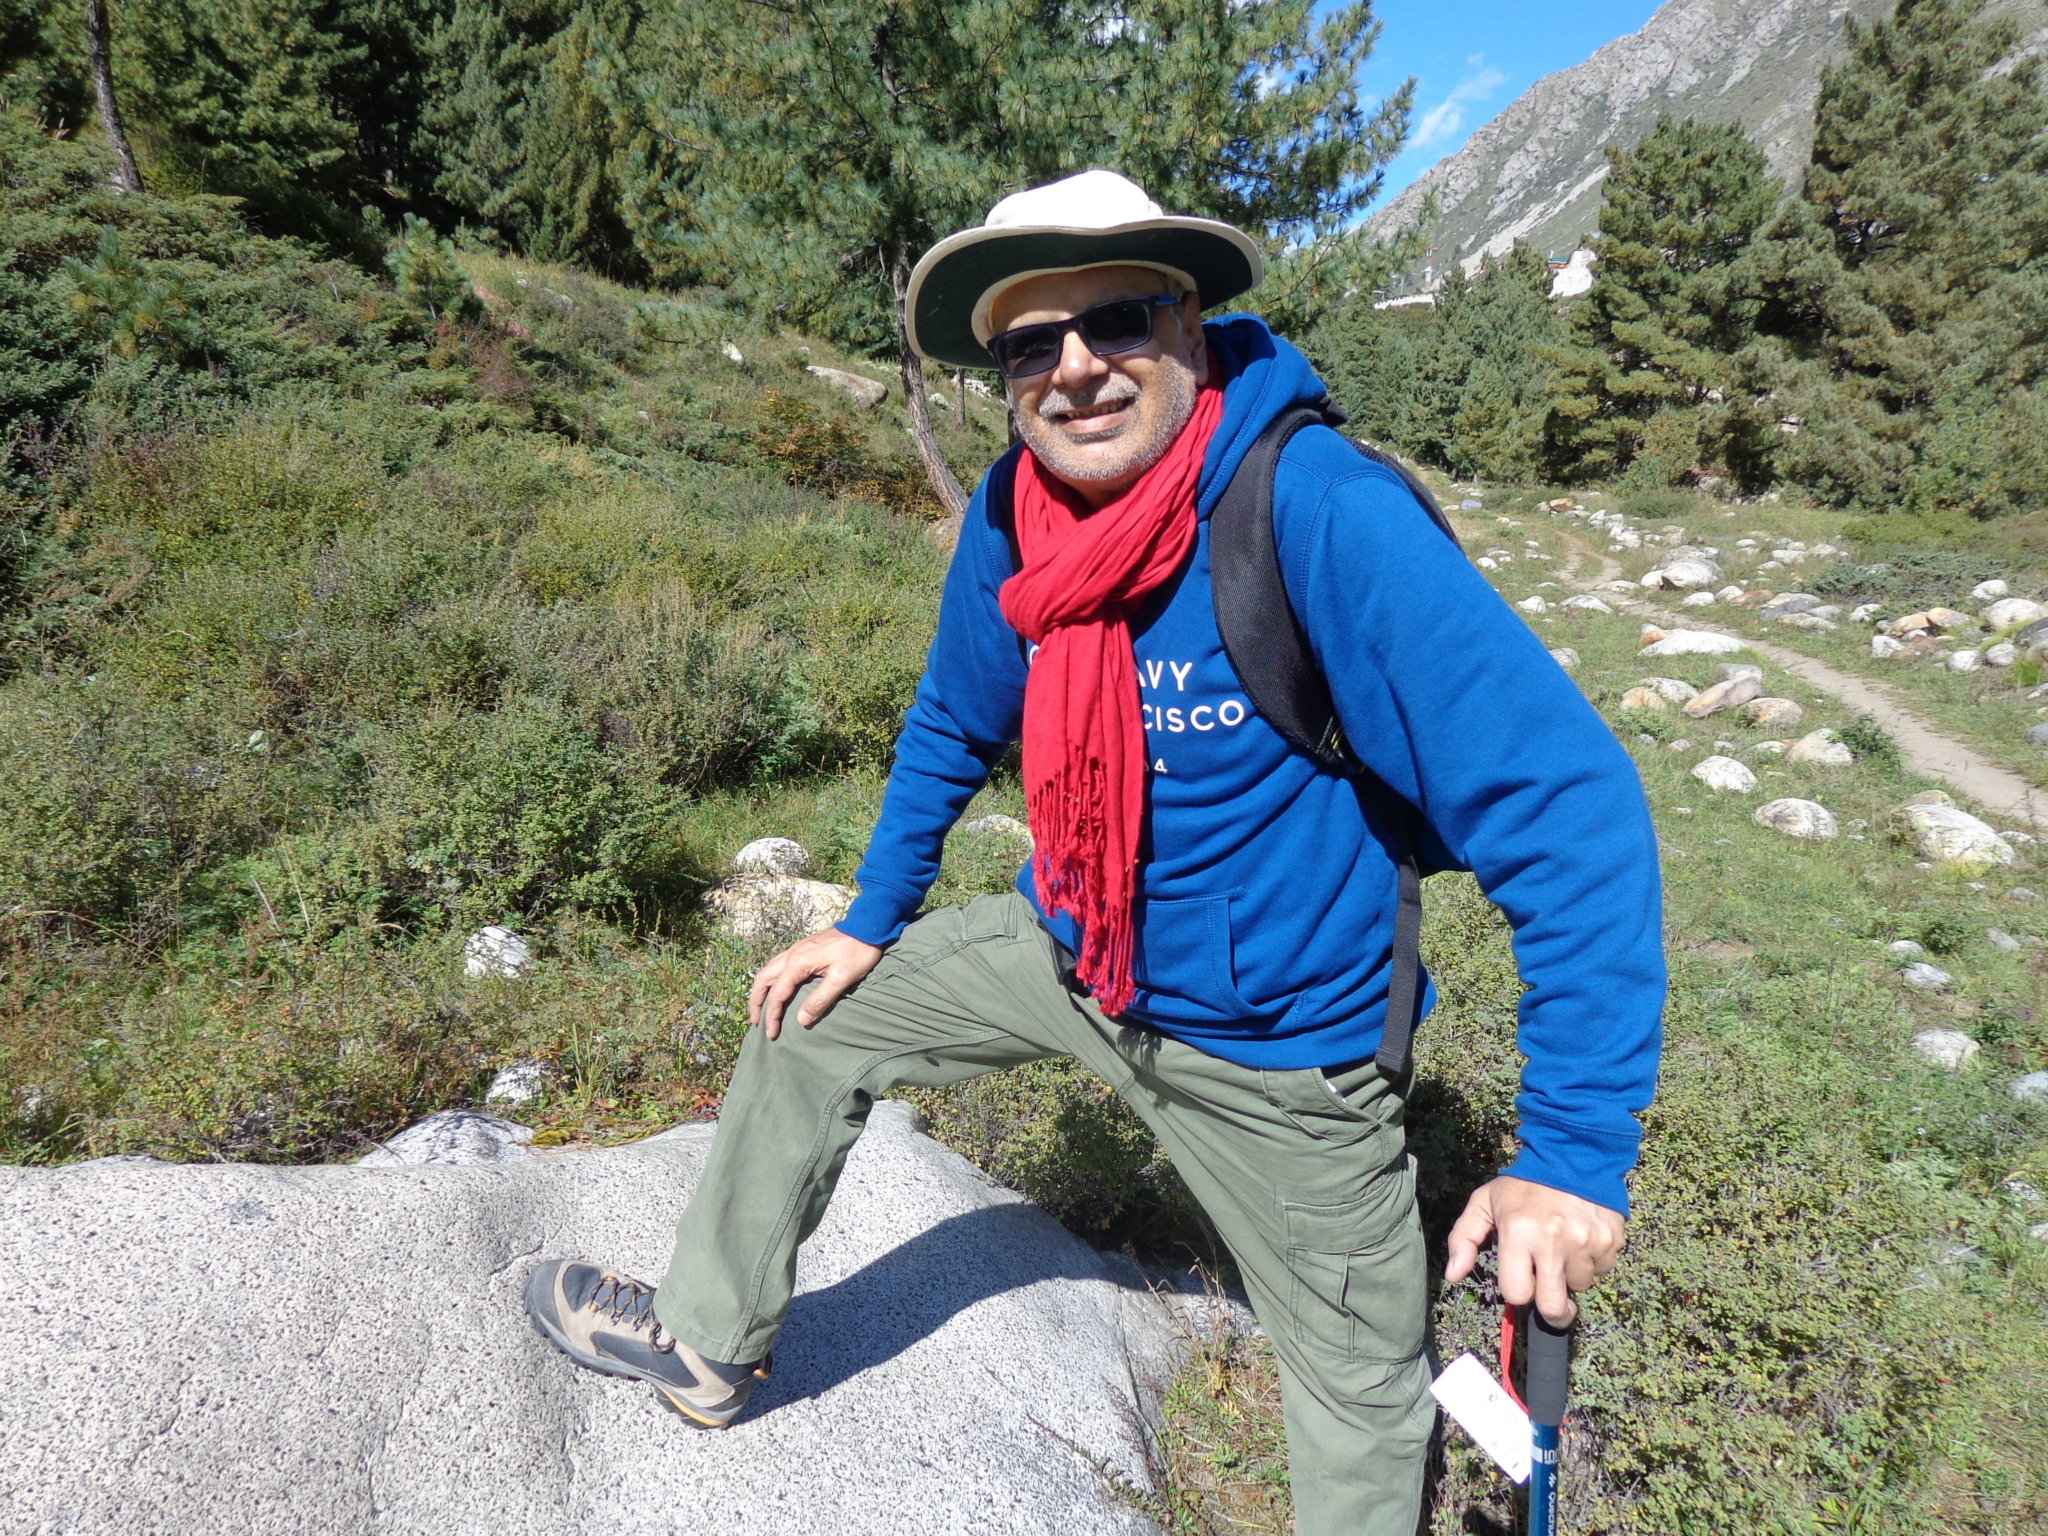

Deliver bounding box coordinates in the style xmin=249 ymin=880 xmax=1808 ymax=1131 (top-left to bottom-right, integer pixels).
xmin=1413 ymin=57 xmax=1509 ymax=151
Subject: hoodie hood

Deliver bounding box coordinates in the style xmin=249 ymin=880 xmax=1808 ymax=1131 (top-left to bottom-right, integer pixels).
xmin=1194 ymin=315 xmax=1332 ymax=516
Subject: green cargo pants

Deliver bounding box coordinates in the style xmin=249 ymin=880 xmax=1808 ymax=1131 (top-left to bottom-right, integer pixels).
xmin=654 ymin=892 xmax=1434 ymax=1535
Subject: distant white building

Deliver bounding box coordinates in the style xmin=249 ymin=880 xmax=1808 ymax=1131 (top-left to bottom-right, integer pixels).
xmin=1549 ymin=248 xmax=1596 ymax=299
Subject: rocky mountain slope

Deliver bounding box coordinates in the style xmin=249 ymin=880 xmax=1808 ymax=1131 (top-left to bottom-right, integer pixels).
xmin=1368 ymin=0 xmax=2048 ymax=281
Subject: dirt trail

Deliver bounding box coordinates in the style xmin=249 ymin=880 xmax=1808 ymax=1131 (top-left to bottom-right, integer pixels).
xmin=1539 ymin=527 xmax=2048 ymax=829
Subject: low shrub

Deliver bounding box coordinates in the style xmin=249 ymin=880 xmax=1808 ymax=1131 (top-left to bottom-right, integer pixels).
xmin=1809 ymin=551 xmax=2006 ymax=605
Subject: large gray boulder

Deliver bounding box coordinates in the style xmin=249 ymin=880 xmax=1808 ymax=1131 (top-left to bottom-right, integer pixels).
xmin=0 ymin=1102 xmax=1175 ymax=1536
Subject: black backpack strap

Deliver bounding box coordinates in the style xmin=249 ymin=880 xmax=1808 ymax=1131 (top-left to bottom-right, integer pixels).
xmin=1210 ymin=400 xmax=1449 ymax=1078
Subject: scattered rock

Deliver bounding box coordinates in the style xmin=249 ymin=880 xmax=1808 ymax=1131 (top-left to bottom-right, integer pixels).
xmin=721 ymin=341 xmax=745 ymax=363
xmin=1949 ymin=650 xmax=1982 ymax=672
xmin=464 ymin=926 xmax=534 ymax=980
xmin=1638 ymin=677 xmax=1700 ymax=705
xmin=1747 ymin=739 xmax=1788 ymax=757
xmin=358 ymin=1110 xmax=537 ymax=1167
xmin=1743 ymin=697 xmax=1805 ymax=728
xmin=1778 ymin=613 xmax=1837 ymax=632
xmin=2028 ymin=723 xmax=2048 ymax=748
xmin=1516 ymin=595 xmax=1549 ymax=615
xmin=1911 ymin=1026 xmax=1977 ymax=1064
xmin=1754 ymin=798 xmax=1838 ymax=840
xmin=1786 ymin=729 xmax=1853 ymax=766
xmin=1985 ymin=642 xmax=2020 ymax=667
xmin=1973 ymin=579 xmax=2010 ymax=602
xmin=1759 ymin=593 xmax=1818 ymax=617
xmin=704 ymin=875 xmax=856 ymax=940
xmin=1984 ymin=597 xmax=2048 ymax=631
xmin=1559 ymin=595 xmax=1613 ymax=614
xmin=2012 ymin=1072 xmax=2048 ymax=1103
xmin=805 ymin=365 xmax=888 ymax=411
xmin=1871 ymin=635 xmax=1905 ymax=659
xmin=734 ymin=836 xmax=812 ymax=877
xmin=1851 ymin=603 xmax=1883 ymax=623
xmin=1989 ymin=929 xmax=2023 ymax=953
xmin=1640 ymin=630 xmax=1748 ymax=658
xmin=1894 ymin=803 xmax=2018 ymax=871
xmin=485 ymin=1060 xmax=551 ymax=1105
xmin=2009 ymin=888 xmax=2042 ymax=902
xmin=1546 ymin=497 xmax=1575 ymax=512
xmin=1459 ymin=498 xmax=1485 ymax=510
xmin=1620 ymin=686 xmax=1668 ymax=711
xmin=1682 ymin=675 xmax=1764 ymax=719
xmin=1548 ymin=647 xmax=1580 ymax=670
xmin=961 ymin=814 xmax=1032 ymax=843
xmin=1691 ymin=756 xmax=1758 ymax=793
xmin=1711 ymin=663 xmax=1764 ymax=684
xmin=1660 ymin=559 xmax=1721 ymax=590
xmin=1903 ymin=790 xmax=1954 ymax=807
xmin=1668 ymin=738 xmax=1694 ymax=752
xmin=1681 ymin=591 xmax=1717 ymax=607
xmin=1888 ymin=939 xmax=1929 ymax=958
xmin=1716 ymin=584 xmax=1747 ymax=601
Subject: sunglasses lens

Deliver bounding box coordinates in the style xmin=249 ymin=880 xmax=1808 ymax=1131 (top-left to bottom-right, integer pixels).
xmin=1078 ymin=299 xmax=1154 ymax=353
xmin=990 ymin=324 xmax=1061 ymax=378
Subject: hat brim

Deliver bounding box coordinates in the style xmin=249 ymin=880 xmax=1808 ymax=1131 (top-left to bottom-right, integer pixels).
xmin=905 ymin=219 xmax=1265 ymax=371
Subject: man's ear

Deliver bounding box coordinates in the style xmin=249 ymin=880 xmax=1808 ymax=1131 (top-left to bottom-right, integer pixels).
xmin=1181 ymin=293 xmax=1209 ymax=385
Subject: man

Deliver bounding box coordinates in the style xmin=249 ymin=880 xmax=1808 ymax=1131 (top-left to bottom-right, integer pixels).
xmin=525 ymin=170 xmax=1664 ymax=1534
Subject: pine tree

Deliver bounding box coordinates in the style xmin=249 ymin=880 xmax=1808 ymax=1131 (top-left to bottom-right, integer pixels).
xmin=1745 ymin=0 xmax=2048 ymax=521
xmin=423 ymin=0 xmax=642 ymax=275
xmin=599 ymin=0 xmax=1410 ymax=522
xmin=1543 ymin=116 xmax=1778 ymax=487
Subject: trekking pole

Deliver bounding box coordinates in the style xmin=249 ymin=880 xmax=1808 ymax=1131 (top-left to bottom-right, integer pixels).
xmin=1522 ymin=1308 xmax=1572 ymax=1536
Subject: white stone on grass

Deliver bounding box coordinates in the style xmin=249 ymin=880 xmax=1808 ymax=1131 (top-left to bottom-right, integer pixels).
xmin=1682 ymin=675 xmax=1763 ymax=719
xmin=805 ymin=365 xmax=888 ymax=411
xmin=961 ymin=813 xmax=1032 ymax=843
xmin=1871 ymin=635 xmax=1905 ymax=659
xmin=1911 ymin=1027 xmax=1977 ymax=1065
xmin=1516 ymin=595 xmax=1550 ymax=615
xmin=1851 ymin=603 xmax=1883 ymax=623
xmin=1984 ymin=597 xmax=2048 ymax=631
xmin=1888 ymin=939 xmax=1928 ymax=958
xmin=1559 ymin=595 xmax=1613 ymax=614
xmin=1640 ymin=630 xmax=1747 ymax=658
xmin=1691 ymin=756 xmax=1757 ymax=793
xmin=1681 ymin=591 xmax=1717 ymax=607
xmin=1744 ymin=697 xmax=1805 ymax=728
xmin=1896 ymin=803 xmax=2019 ymax=871
xmin=1904 ymin=964 xmax=1956 ymax=992
xmin=464 ymin=926 xmax=534 ymax=979
xmin=1949 ymin=650 xmax=1982 ymax=672
xmin=1711 ymin=663 xmax=1764 ymax=684
xmin=1984 ymin=642 xmax=2019 ymax=667
xmin=704 ymin=875 xmax=856 ymax=941
xmin=1989 ymin=929 xmax=2023 ymax=953
xmin=734 ymin=836 xmax=811 ymax=876
xmin=1748 ymin=740 xmax=1789 ymax=757
xmin=484 ymin=1060 xmax=550 ymax=1106
xmin=1973 ymin=580 xmax=2010 ymax=602
xmin=358 ymin=1110 xmax=536 ymax=1166
xmin=721 ymin=341 xmax=745 ymax=363
xmin=2 ymin=1103 xmax=1176 ymax=1536
xmin=2012 ymin=1072 xmax=2048 ymax=1103
xmin=1754 ymin=799 xmax=1837 ymax=840
xmin=1660 ymin=559 xmax=1721 ymax=590
xmin=1548 ymin=647 xmax=1580 ymax=670
xmin=1786 ymin=729 xmax=1854 ymax=766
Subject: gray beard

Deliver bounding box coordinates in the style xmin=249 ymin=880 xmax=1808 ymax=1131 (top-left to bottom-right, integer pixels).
xmin=1014 ymin=357 xmax=1198 ymax=490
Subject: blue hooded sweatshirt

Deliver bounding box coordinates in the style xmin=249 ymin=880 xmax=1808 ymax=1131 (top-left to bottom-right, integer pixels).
xmin=839 ymin=317 xmax=1665 ymax=1215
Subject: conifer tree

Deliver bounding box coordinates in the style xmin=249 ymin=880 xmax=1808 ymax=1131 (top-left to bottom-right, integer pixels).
xmin=600 ymin=0 xmax=1409 ymax=522
xmin=1543 ymin=116 xmax=1777 ymax=487
xmin=1745 ymin=0 xmax=2048 ymax=520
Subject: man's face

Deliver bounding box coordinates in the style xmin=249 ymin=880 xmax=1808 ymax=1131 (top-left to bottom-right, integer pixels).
xmin=988 ymin=265 xmax=1209 ymax=505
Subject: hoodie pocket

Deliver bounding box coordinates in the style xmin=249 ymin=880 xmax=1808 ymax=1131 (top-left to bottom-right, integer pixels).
xmin=1130 ymin=893 xmax=1256 ymax=1023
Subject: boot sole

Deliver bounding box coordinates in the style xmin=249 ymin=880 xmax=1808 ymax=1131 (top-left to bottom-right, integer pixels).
xmin=522 ymin=1261 xmax=755 ymax=1428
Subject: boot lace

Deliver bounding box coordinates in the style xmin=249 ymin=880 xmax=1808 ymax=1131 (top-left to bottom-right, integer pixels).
xmin=588 ymin=1272 xmax=675 ymax=1354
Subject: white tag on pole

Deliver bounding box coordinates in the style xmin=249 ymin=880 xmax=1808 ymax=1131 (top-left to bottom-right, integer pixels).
xmin=1430 ymin=1352 xmax=1532 ymax=1484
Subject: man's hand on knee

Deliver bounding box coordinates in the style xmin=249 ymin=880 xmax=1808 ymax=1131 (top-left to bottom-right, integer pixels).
xmin=1442 ymin=1176 xmax=1626 ymax=1327
xmin=749 ymin=928 xmax=885 ymax=1040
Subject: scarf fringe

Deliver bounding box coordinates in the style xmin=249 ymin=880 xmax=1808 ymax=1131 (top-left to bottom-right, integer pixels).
xmin=1028 ymin=755 xmax=1136 ymax=1017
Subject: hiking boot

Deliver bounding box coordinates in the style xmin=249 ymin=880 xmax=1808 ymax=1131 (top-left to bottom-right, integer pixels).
xmin=524 ymin=1258 xmax=766 ymax=1428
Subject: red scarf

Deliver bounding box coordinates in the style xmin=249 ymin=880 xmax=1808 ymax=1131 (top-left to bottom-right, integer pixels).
xmin=999 ymin=382 xmax=1224 ymax=1016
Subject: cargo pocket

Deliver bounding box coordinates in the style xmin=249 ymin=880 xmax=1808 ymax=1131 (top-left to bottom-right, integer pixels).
xmin=1282 ymin=1155 xmax=1426 ymax=1365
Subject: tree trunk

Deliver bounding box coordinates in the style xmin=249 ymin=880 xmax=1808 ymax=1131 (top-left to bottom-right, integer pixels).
xmin=85 ymin=0 xmax=144 ymax=194
xmin=890 ymin=240 xmax=967 ymax=534
xmin=953 ymin=367 xmax=966 ymax=427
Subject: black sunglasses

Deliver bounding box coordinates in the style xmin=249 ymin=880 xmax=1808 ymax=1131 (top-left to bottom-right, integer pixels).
xmin=984 ymin=293 xmax=1185 ymax=379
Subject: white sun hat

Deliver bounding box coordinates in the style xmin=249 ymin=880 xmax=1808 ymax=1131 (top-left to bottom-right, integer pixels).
xmin=904 ymin=169 xmax=1265 ymax=371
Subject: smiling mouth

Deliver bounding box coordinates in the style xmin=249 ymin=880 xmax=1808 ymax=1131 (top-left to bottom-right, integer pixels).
xmin=1049 ymin=396 xmax=1135 ymax=434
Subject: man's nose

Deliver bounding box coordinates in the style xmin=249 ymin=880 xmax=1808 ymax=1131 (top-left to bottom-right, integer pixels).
xmin=1048 ymin=326 xmax=1108 ymax=390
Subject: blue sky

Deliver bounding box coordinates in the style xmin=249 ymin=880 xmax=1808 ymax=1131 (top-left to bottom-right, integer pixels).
xmin=1346 ymin=0 xmax=1666 ymax=212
